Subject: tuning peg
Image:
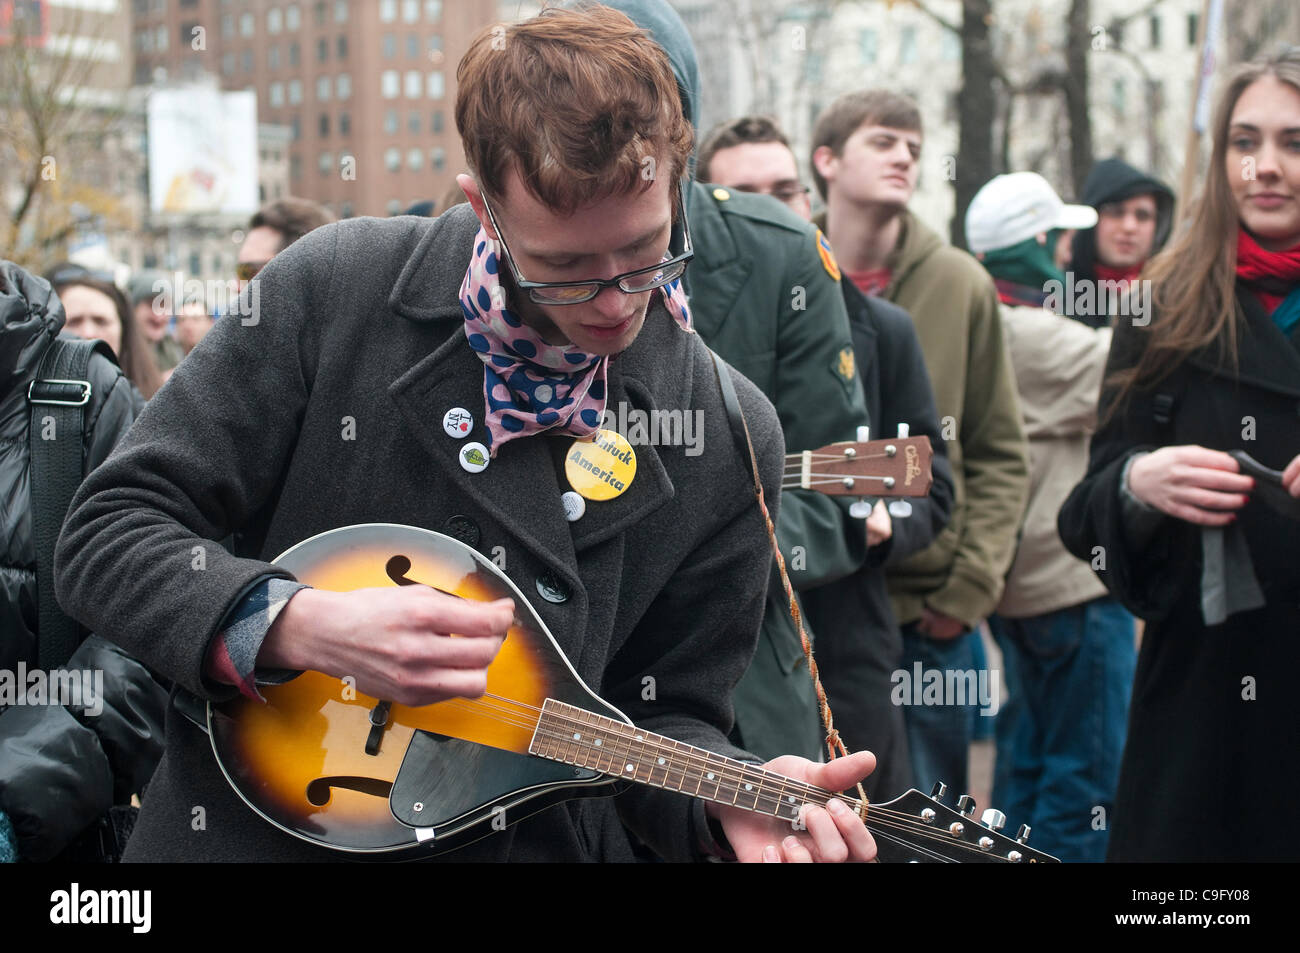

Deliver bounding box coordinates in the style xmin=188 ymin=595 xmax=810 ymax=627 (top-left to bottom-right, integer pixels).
xmin=957 ymin=794 xmax=976 ymax=816
xmin=888 ymin=499 xmax=913 ymax=518
xmin=896 ymin=423 xmax=910 ymax=438
xmin=929 ymin=781 xmax=947 ymax=801
xmin=1016 ymin=824 xmax=1032 ymax=844
xmin=856 ymin=425 xmax=870 ymax=442
xmin=849 ymin=499 xmax=873 ymax=518
xmin=981 ymin=809 xmax=1006 ymax=831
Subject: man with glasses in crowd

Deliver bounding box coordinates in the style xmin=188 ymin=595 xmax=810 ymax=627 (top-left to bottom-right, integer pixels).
xmin=236 ymin=197 xmax=337 ymax=288
xmin=55 ymin=6 xmax=875 ymax=864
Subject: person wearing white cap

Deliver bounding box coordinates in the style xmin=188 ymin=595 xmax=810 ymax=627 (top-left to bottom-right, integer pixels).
xmin=966 ymin=171 xmax=1136 ymax=863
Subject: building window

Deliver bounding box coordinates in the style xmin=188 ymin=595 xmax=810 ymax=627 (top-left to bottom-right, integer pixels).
xmin=385 ymin=147 xmax=402 ymax=173
xmin=221 ymin=52 xmax=235 ymax=75
xmin=858 ymin=28 xmax=876 ymax=65
xmin=269 ymin=45 xmax=280 ymax=70
xmin=314 ymin=1 xmax=326 ymax=27
xmin=289 ymin=79 xmax=303 ymax=104
xmin=408 ymin=110 xmax=420 ymax=133
xmin=341 ymin=201 xmax=353 ymax=218
xmin=899 ymin=26 xmax=917 ymax=65
xmin=339 ymin=112 xmax=351 ymax=135
xmin=425 ymin=0 xmax=441 ymax=22
xmin=1187 ymin=12 xmax=1199 ymax=46
xmin=431 ymin=110 xmax=443 ymax=133
xmin=319 ymin=152 xmax=332 ymax=175
xmin=427 ymin=34 xmax=442 ymax=55
xmin=382 ymin=70 xmax=400 ymax=98
xmin=240 ymin=12 xmax=254 ymax=36
xmin=1149 ymin=13 xmax=1162 ymax=49
xmin=431 ymin=147 xmax=446 ymax=171
xmin=190 ymin=252 xmax=202 ymax=277
xmin=402 ymin=0 xmax=418 ymax=24
xmin=317 ymin=76 xmax=332 ymax=101
xmin=408 ymin=148 xmax=423 ymax=171
xmin=405 ymin=70 xmax=422 ymax=98
xmin=289 ymin=42 xmax=300 ymax=66
xmin=291 ymin=155 xmax=302 ymax=181
xmin=384 ymin=109 xmax=398 ymax=134
xmin=940 ymin=29 xmax=960 ymax=62
xmin=286 ymin=4 xmax=301 ymax=31
xmin=180 ymin=22 xmax=199 ymax=46
xmin=337 ymin=35 xmax=347 ymax=59
xmin=337 ymin=73 xmax=351 ymax=99
xmin=406 ymin=34 xmax=419 ymax=59
xmin=241 ymin=49 xmax=253 ymax=72
xmin=270 ymin=82 xmax=285 ymax=107
xmin=336 ymin=1 xmax=348 ymax=24
xmin=387 ymin=199 xmax=402 ymax=215
xmin=317 ymin=38 xmax=328 ymax=62
xmin=156 ymin=24 xmax=168 ymax=49
xmin=380 ymin=0 xmax=397 ymax=23
xmin=221 ymin=14 xmax=234 ymax=37
xmin=291 ymin=115 xmax=302 ymax=140
xmin=319 ymin=113 xmax=330 ymax=136
xmin=382 ymin=33 xmax=396 ymax=58
xmin=1111 ymin=78 xmax=1126 ymax=113
xmin=426 ymin=71 xmax=443 ymax=99
xmin=268 ymin=7 xmax=282 ymax=34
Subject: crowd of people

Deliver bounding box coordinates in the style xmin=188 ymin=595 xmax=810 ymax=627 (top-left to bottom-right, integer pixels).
xmin=1 ymin=2 xmax=1297 ymax=864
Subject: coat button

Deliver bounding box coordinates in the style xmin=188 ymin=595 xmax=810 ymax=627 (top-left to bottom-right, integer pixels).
xmin=444 ymin=515 xmax=481 ymax=549
xmin=535 ymin=571 xmax=571 ymax=604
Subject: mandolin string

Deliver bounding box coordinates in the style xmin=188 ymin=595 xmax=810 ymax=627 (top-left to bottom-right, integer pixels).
xmin=434 ymin=697 xmax=982 ymax=846
xmin=414 ymin=700 xmax=1000 ymax=856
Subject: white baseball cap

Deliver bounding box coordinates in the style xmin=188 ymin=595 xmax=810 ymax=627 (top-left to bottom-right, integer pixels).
xmin=965 ymin=172 xmax=1098 ymax=254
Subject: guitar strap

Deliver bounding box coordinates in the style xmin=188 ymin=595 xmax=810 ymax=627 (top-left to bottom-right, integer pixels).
xmin=708 ymin=349 xmax=868 ymax=810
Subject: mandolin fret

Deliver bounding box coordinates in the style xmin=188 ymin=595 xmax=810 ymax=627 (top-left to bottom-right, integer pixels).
xmin=529 ymin=699 xmax=828 ymax=825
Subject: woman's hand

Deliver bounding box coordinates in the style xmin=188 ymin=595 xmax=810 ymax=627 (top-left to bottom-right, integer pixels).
xmin=1284 ymin=454 xmax=1300 ymax=498
xmin=1127 ymin=446 xmax=1254 ymax=525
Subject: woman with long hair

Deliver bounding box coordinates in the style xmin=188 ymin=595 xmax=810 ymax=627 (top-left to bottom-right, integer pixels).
xmin=50 ymin=271 xmax=164 ymax=400
xmin=1059 ymin=48 xmax=1300 ymax=861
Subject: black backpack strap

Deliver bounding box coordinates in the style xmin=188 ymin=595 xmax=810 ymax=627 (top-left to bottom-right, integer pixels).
xmin=27 ymin=336 xmax=116 ymax=669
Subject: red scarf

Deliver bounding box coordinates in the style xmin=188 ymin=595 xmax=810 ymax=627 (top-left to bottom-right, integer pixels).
xmin=1236 ymin=228 xmax=1300 ymax=313
xmin=845 ymin=266 xmax=891 ymax=297
xmin=1095 ymin=263 xmax=1142 ymax=285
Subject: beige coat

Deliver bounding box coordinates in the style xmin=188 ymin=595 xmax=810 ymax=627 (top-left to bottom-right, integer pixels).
xmin=997 ymin=303 xmax=1111 ymax=617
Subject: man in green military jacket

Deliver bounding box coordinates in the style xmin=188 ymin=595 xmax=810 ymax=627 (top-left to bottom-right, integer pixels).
xmin=604 ymin=1 xmax=872 ymax=763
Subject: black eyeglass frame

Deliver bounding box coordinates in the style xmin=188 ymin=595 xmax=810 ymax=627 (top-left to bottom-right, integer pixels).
xmin=478 ymin=188 xmax=694 ymax=305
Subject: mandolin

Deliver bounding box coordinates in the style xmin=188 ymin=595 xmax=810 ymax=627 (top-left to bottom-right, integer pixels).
xmin=208 ymin=518 xmax=1056 ymax=862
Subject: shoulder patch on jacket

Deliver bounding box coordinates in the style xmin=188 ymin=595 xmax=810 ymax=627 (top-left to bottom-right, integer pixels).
xmin=816 ymin=229 xmax=841 ymax=282
xmin=835 ymin=345 xmax=856 ymax=384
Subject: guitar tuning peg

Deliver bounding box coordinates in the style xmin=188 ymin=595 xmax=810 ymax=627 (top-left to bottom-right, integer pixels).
xmin=849 ymin=499 xmax=873 ymax=519
xmin=888 ymin=499 xmax=913 ymax=518
xmin=856 ymin=425 xmax=870 ymax=442
xmin=896 ymin=423 xmax=910 ymax=438
xmin=1016 ymin=824 xmax=1032 ymax=844
xmin=981 ymin=809 xmax=1006 ymax=831
xmin=957 ymin=794 xmax=977 ymax=816
xmin=929 ymin=781 xmax=947 ymax=801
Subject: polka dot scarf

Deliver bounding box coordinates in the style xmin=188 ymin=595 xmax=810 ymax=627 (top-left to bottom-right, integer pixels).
xmin=459 ymin=226 xmax=692 ymax=455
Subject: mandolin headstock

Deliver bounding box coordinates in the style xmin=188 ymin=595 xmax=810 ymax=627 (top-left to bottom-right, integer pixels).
xmin=868 ymin=786 xmax=1060 ymax=863
xmin=793 ymin=435 xmax=933 ymax=498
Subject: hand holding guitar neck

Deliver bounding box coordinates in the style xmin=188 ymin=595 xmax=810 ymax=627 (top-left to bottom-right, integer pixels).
xmin=260 ymin=585 xmax=514 ymax=707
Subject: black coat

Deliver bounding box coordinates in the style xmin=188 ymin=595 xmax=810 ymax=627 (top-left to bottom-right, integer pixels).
xmin=0 ymin=261 xmax=166 ymax=861
xmin=1058 ymin=287 xmax=1300 ymax=861
xmin=800 ymin=283 xmax=954 ymax=800
xmin=53 ymin=208 xmax=785 ymax=862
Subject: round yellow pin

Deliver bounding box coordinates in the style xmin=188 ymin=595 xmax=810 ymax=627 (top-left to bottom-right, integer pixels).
xmin=565 ymin=429 xmax=637 ymax=501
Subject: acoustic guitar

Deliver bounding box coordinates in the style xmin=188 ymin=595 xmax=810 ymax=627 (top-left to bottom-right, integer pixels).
xmin=208 ymin=439 xmax=1055 ymax=862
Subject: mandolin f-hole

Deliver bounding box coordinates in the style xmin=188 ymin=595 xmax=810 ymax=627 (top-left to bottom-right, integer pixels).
xmin=306 ymin=776 xmax=394 ymax=806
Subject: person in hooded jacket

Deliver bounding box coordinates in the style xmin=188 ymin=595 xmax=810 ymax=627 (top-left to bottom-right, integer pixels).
xmin=1068 ymin=158 xmax=1175 ymax=327
xmin=0 ymin=261 xmax=167 ymax=862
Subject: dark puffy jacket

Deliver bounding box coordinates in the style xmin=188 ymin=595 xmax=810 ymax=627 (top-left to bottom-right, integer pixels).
xmin=0 ymin=260 xmax=167 ymax=861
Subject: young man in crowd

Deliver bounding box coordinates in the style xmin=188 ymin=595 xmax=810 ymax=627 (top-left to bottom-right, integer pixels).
xmin=811 ymin=90 xmax=1029 ymax=800
xmin=236 ymin=196 xmax=337 ymax=288
xmin=1068 ymin=157 xmax=1175 ymax=324
xmin=966 ymin=172 xmax=1136 ymax=862
xmin=55 ymin=6 xmax=874 ymax=864
xmin=696 ymin=113 xmax=955 ymax=803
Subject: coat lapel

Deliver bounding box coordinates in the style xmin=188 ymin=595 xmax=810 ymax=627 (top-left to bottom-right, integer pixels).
xmin=1187 ymin=288 xmax=1300 ymax=399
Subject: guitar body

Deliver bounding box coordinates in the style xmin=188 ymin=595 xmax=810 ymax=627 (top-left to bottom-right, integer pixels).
xmin=208 ymin=523 xmax=624 ymax=855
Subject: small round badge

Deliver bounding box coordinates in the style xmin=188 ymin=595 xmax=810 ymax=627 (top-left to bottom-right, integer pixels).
xmin=443 ymin=407 xmax=474 ymax=439
xmin=565 ymin=429 xmax=636 ymax=501
xmin=459 ymin=441 xmax=490 ymax=473
xmin=561 ymin=490 xmax=586 ymax=522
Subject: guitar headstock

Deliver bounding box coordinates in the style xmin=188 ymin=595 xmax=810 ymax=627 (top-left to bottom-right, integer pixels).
xmin=794 ymin=435 xmax=933 ymax=498
xmin=868 ymin=787 xmax=1060 ymax=863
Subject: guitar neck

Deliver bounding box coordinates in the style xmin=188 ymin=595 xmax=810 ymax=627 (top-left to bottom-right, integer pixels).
xmin=528 ymin=699 xmax=860 ymax=824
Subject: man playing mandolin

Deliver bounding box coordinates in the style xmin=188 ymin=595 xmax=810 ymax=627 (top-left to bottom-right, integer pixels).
xmin=54 ymin=5 xmax=875 ymax=863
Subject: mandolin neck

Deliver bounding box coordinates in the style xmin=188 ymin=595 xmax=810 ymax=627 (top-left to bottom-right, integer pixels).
xmin=528 ymin=699 xmax=860 ymax=823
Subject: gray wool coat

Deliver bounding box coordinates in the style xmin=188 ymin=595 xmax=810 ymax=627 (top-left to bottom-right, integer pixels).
xmin=53 ymin=205 xmax=785 ymax=862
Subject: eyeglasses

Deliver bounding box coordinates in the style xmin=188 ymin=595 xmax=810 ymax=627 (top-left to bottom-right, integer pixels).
xmin=479 ymin=190 xmax=693 ymax=305
xmin=236 ymin=260 xmax=271 ymax=282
